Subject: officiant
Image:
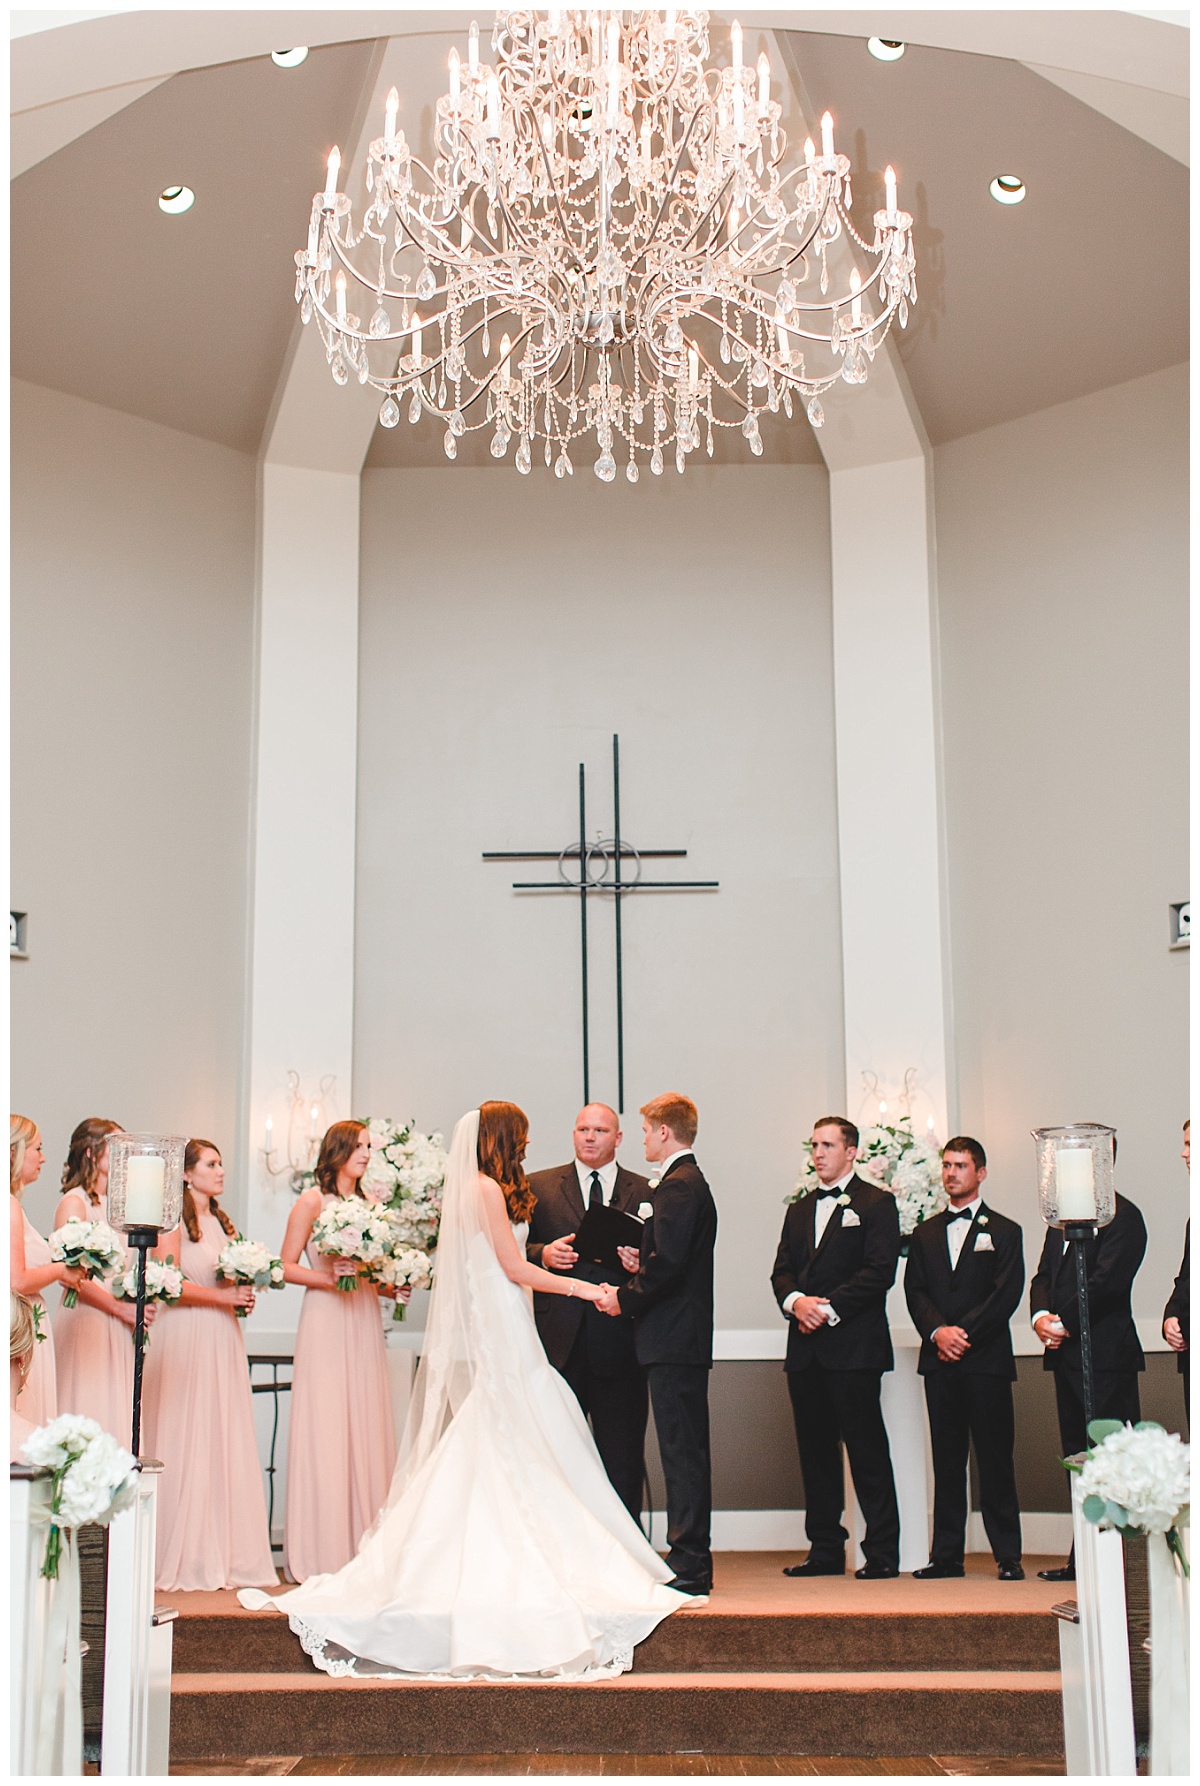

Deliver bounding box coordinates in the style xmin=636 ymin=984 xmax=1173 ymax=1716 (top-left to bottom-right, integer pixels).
xmin=526 ymin=1104 xmax=651 ymax=1519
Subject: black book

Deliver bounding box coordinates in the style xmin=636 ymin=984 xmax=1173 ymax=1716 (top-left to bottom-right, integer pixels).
xmin=572 ymin=1202 xmax=645 ymax=1272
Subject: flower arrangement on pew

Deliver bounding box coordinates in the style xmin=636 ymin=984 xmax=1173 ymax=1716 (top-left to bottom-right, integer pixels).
xmin=215 ymin=1236 xmax=286 ymax=1316
xmin=21 ymin=1415 xmax=138 ymax=1578
xmin=47 ymin=1219 xmax=125 ymax=1308
xmin=110 ymin=1256 xmax=184 ymax=1343
xmin=1068 ymin=1418 xmax=1191 ymax=1576
xmin=789 ymin=1117 xmax=946 ymax=1243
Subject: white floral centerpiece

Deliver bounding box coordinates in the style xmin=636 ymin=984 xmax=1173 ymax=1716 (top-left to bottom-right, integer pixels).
xmin=1068 ymin=1418 xmax=1191 ymax=1576
xmin=110 ymin=1256 xmax=184 ymax=1343
xmin=215 ymin=1237 xmax=286 ymax=1316
xmin=787 ymin=1117 xmax=946 ymax=1243
xmin=21 ymin=1415 xmax=138 ymax=1579
xmin=48 ymin=1219 xmax=125 ymax=1308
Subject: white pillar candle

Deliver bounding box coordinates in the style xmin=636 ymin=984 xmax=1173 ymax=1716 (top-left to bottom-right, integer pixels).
xmin=384 ymin=86 xmax=399 ymax=141
xmin=448 ymin=46 xmax=461 ymax=105
xmin=821 ymin=111 xmax=835 ymax=162
xmin=731 ymin=20 xmax=742 ymax=73
xmin=324 ymin=145 xmax=341 ymax=201
xmin=125 ymin=1155 xmax=166 ymax=1227
xmin=885 ymin=164 xmax=897 ymax=215
xmin=1055 ymin=1147 xmax=1097 ymax=1221
xmin=468 ymin=21 xmax=479 ymax=72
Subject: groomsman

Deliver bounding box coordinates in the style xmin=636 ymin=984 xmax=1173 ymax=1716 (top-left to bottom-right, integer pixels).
xmin=526 ymin=1103 xmax=650 ymax=1519
xmin=1162 ymin=1120 xmax=1189 ymax=1425
xmin=597 ymin=1093 xmax=717 ymax=1597
xmin=1030 ymin=1128 xmax=1147 ymax=1582
xmin=904 ymin=1136 xmax=1025 ymax=1581
xmin=771 ymin=1117 xmax=902 ymax=1580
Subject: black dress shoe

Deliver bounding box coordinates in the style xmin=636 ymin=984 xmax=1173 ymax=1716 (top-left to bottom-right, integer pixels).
xmin=913 ymin=1562 xmax=965 ymax=1579
xmin=782 ymin=1557 xmax=845 ymax=1577
xmin=666 ymin=1576 xmax=711 ymax=1596
xmin=855 ymin=1563 xmax=900 ymax=1580
xmin=1037 ymin=1565 xmax=1076 ymax=1582
xmin=997 ymin=1563 xmax=1026 ymax=1581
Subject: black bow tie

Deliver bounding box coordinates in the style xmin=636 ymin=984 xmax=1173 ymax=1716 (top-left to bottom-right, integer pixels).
xmin=818 ymin=1190 xmax=841 ymax=1202
xmin=948 ymin=1208 xmax=975 ymax=1222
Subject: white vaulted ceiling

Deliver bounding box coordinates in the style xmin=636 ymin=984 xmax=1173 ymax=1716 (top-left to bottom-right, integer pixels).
xmin=10 ymin=11 xmax=1189 ymax=462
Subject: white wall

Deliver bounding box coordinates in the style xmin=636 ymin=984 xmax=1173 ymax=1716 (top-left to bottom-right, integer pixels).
xmin=9 ymin=379 xmax=257 ymax=1232
xmin=935 ymin=363 xmax=1190 ymax=1321
xmin=354 ymin=464 xmax=842 ymax=1329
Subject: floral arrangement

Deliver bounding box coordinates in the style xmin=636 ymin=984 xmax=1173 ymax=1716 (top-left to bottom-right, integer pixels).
xmin=110 ymin=1256 xmax=184 ymax=1343
xmin=310 ymin=1198 xmax=403 ymax=1292
xmin=21 ymin=1415 xmax=138 ymax=1579
xmin=293 ymin=1119 xmax=446 ymax=1254
xmin=376 ymin=1246 xmax=434 ymax=1321
xmin=788 ymin=1117 xmax=946 ymax=1239
xmin=48 ymin=1219 xmax=126 ymax=1308
xmin=1068 ymin=1418 xmax=1191 ymax=1575
xmin=215 ymin=1237 xmax=286 ymax=1315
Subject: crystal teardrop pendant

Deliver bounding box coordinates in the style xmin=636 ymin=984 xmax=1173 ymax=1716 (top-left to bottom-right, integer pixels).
xmin=594 ymin=450 xmax=616 ymax=482
xmin=665 ymin=320 xmax=684 ymax=351
xmin=409 ymin=392 xmax=422 ymax=423
xmin=516 ymin=436 xmax=532 ymax=474
xmin=450 ymin=408 xmax=465 ymax=436
xmin=490 ymin=427 xmax=509 ymax=457
xmin=443 ymin=428 xmax=458 ymax=459
xmin=370 ymin=305 xmax=391 ymax=337
xmin=782 ymin=389 xmax=793 ymax=418
xmin=807 ymin=397 xmax=825 ymax=428
xmin=554 ymin=447 xmax=573 ymax=478
xmin=748 ymin=428 xmax=764 ymax=456
xmin=416 ymin=264 xmax=437 ymax=301
xmin=719 ymin=335 xmax=731 ymax=365
xmin=300 ymin=292 xmax=313 ymax=324
xmin=625 ymin=458 xmax=639 ymax=483
xmin=379 ymin=396 xmax=401 ymax=428
xmin=675 ymin=442 xmax=686 ymax=473
xmin=651 ymin=445 xmax=664 ymax=475
xmin=331 ymin=353 xmax=349 ymax=386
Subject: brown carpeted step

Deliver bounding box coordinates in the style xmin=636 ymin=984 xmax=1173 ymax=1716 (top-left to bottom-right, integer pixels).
xmin=169 ymin=1669 xmax=1064 ymax=1761
xmin=172 ymin=1608 xmax=1059 ymax=1676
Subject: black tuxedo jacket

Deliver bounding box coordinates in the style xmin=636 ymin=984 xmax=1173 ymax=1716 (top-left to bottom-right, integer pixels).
xmin=1028 ymin=1192 xmax=1146 ymax=1376
xmin=526 ymin=1161 xmax=649 ymax=1376
xmin=617 ymin=1155 xmax=717 ymax=1368
xmin=771 ymin=1175 xmax=900 ymax=1373
xmin=1164 ymin=1219 xmax=1190 ymax=1371
xmin=904 ymin=1202 xmax=1024 ymax=1379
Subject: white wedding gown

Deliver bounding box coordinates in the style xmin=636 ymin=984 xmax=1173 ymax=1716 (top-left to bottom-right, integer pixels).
xmin=240 ymin=1111 xmax=683 ymax=1679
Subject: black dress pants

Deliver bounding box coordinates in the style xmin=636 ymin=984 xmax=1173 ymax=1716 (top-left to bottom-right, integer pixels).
xmin=787 ymin=1365 xmax=900 ymax=1570
xmin=559 ymin=1321 xmax=649 ymax=1521
xmin=923 ymin=1371 xmax=1022 ymax=1566
xmin=1052 ymin=1363 xmax=1142 ymax=1458
xmin=646 ymin=1363 xmax=712 ymax=1586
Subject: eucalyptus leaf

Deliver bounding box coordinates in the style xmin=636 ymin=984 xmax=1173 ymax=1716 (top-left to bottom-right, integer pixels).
xmin=1083 ymin=1495 xmax=1107 ymax=1523
xmin=1087 ymin=1418 xmax=1124 ymax=1444
xmin=1104 ymin=1500 xmax=1128 ymax=1527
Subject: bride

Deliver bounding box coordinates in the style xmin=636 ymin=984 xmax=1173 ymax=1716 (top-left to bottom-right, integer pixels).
xmin=240 ymin=1102 xmax=686 ymax=1677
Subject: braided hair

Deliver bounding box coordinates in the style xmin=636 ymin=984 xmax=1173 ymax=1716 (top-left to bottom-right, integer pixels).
xmin=181 ymin=1139 xmax=238 ymax=1243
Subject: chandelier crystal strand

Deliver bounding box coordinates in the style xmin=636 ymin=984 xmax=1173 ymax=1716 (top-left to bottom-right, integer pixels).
xmin=295 ymin=10 xmax=915 ymax=479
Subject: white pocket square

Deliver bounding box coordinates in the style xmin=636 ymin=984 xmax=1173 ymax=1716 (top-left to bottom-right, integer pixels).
xmin=840 ymin=1209 xmax=861 ymax=1228
xmin=973 ymin=1232 xmax=994 ymax=1252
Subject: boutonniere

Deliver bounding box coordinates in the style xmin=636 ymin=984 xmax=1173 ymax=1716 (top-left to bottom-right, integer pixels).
xmin=977 ymin=1212 xmax=989 ymax=1227
xmin=646 ymin=1178 xmax=661 ymax=1193
xmin=835 ymin=1192 xmax=852 ymax=1207
xmin=637 ymin=1201 xmax=654 ymax=1219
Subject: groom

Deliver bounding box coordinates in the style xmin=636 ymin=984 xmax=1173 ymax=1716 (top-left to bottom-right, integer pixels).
xmin=597 ymin=1093 xmax=717 ymax=1596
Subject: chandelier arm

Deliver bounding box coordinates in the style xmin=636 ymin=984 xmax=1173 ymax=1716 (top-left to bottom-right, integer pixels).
xmin=638 ymin=102 xmax=707 ymax=258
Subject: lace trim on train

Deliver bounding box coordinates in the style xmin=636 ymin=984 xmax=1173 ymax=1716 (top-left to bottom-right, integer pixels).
xmin=288 ymin=1613 xmax=638 ymax=1681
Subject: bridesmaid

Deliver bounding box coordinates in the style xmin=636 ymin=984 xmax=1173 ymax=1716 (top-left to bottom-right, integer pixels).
xmin=141 ymin=1139 xmax=276 ymax=1591
xmin=9 ymin=1114 xmax=84 ymax=1425
xmin=11 ymin=1292 xmax=40 ymax=1458
xmin=53 ymin=1118 xmax=142 ymax=1440
xmin=282 ymin=1120 xmax=397 ymax=1582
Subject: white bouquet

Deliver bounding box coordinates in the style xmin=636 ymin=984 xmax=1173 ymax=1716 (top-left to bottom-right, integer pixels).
xmin=48 ymin=1219 xmax=125 ymax=1308
xmin=21 ymin=1414 xmax=137 ymax=1579
xmin=110 ymin=1255 xmax=184 ymax=1343
xmin=376 ymin=1246 xmax=433 ymax=1322
xmin=1069 ymin=1419 xmax=1191 ymax=1574
xmin=216 ymin=1236 xmax=285 ymax=1315
xmin=789 ymin=1118 xmax=946 ymax=1241
xmin=310 ymin=1197 xmax=400 ymax=1292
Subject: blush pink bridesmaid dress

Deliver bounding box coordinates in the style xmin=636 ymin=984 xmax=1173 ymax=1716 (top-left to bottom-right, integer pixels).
xmin=140 ymin=1212 xmax=276 ymax=1591
xmin=283 ymin=1196 xmax=396 ymax=1583
xmin=13 ymin=1208 xmax=57 ymax=1426
xmin=52 ymin=1190 xmax=134 ymax=1443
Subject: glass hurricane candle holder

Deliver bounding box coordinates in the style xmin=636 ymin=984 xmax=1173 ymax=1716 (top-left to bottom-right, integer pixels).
xmin=1032 ymin=1124 xmax=1116 ymax=1229
xmin=107 ymin=1132 xmax=186 ymax=1234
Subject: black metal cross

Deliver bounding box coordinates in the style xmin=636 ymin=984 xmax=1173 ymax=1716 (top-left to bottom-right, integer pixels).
xmin=483 ymin=734 xmax=718 ymax=1112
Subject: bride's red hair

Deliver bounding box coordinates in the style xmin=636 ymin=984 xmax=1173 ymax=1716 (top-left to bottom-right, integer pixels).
xmin=478 ymin=1102 xmax=536 ymax=1223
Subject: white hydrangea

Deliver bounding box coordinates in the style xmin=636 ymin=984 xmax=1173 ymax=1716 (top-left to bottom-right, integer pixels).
xmin=1077 ymin=1424 xmax=1190 ymax=1538
xmin=21 ymin=1416 xmax=137 ymax=1547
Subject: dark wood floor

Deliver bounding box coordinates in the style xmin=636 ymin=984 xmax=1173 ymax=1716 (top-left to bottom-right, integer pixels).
xmin=168 ymin=1757 xmax=1067 ymax=1776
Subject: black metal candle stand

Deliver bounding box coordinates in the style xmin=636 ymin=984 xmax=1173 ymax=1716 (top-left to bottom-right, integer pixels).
xmin=126 ymin=1224 xmax=161 ymax=1457
xmin=1062 ymin=1220 xmax=1099 ymax=1431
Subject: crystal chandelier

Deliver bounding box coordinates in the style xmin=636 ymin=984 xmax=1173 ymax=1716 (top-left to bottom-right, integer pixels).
xmin=295 ymin=9 xmax=916 ymax=480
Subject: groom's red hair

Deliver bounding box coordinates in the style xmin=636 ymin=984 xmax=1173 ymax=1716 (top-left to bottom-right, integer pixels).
xmin=478 ymin=1102 xmax=536 ymax=1223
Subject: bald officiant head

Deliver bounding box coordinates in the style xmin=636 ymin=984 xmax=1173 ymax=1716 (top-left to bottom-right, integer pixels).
xmin=573 ymin=1104 xmax=622 ymax=1169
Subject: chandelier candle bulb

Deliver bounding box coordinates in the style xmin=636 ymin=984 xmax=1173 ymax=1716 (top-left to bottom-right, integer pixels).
xmin=468 ymin=20 xmax=479 ymax=72
xmin=731 ymin=20 xmax=743 ymax=73
xmin=821 ymin=111 xmax=835 ymax=162
xmin=323 ymin=145 xmax=340 ymax=202
xmin=448 ymin=46 xmax=461 ymax=106
xmin=1055 ymin=1148 xmax=1097 ymax=1222
xmin=732 ymin=82 xmax=745 ymax=144
xmin=306 ymin=210 xmax=320 ymax=259
xmin=499 ymin=332 xmax=512 ymax=384
xmin=265 ymin=1116 xmax=274 ymax=1155
xmin=665 ymin=8 xmax=677 ymax=41
xmin=804 ymin=135 xmax=815 ymax=169
xmin=125 ymin=1155 xmax=166 ymax=1228
xmin=385 ymin=86 xmax=399 ymax=141
xmin=688 ymin=345 xmax=699 ymax=391
xmin=335 ymin=270 xmax=347 ymax=320
xmin=885 ymin=164 xmax=897 ymax=215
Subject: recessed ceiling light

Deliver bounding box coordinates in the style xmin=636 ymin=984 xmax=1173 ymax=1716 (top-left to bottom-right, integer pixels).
xmin=867 ymin=38 xmax=906 ymax=61
xmin=990 ymin=174 xmax=1026 ymax=205
xmin=158 ymin=185 xmax=195 ymax=215
xmin=272 ymin=47 xmax=309 ymax=68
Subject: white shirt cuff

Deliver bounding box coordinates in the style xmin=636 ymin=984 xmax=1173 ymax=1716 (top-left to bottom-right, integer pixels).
xmin=1030 ymin=1309 xmax=1051 ymax=1326
xmin=782 ymin=1292 xmax=799 ymax=1315
xmin=820 ymin=1300 xmax=840 ymax=1327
